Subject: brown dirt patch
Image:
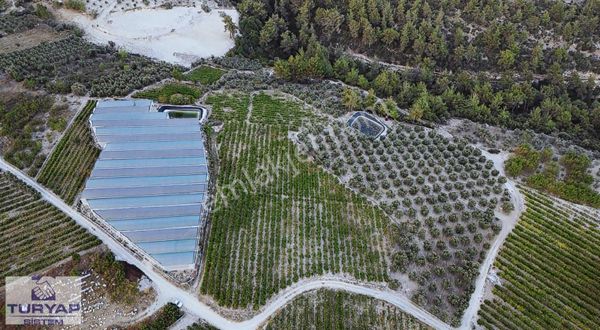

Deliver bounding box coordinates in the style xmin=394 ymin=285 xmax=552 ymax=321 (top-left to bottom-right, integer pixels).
xmin=0 ymin=26 xmax=67 ymax=55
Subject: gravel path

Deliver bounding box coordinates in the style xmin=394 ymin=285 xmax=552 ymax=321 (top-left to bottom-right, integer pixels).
xmin=0 ymin=157 xmax=452 ymax=330
xmin=459 ymin=150 xmax=525 ymax=329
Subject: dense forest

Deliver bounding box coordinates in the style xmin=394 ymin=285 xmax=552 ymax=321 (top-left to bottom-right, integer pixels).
xmin=231 ymin=0 xmax=600 ymax=151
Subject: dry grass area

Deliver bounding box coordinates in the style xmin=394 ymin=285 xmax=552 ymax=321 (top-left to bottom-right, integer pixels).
xmin=0 ymin=27 xmax=67 ymax=55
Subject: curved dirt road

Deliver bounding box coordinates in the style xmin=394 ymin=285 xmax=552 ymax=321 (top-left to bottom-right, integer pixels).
xmin=0 ymin=158 xmax=450 ymax=330
xmin=459 ymin=179 xmax=525 ymax=329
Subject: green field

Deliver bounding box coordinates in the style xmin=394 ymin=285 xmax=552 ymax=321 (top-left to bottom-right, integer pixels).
xmin=262 ymin=289 xmax=431 ymax=330
xmin=133 ymin=83 xmax=202 ymax=104
xmin=184 ymin=65 xmax=224 ymax=85
xmin=200 ymin=92 xmax=391 ymax=309
xmin=37 ymin=100 xmax=100 ymax=204
xmin=0 ymin=171 xmax=100 ymax=286
xmin=478 ymin=188 xmax=600 ymax=329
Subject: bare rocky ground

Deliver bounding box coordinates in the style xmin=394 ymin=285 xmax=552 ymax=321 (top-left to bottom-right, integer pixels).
xmin=0 ymin=26 xmax=68 ymax=55
xmin=74 ymin=272 xmax=156 ymax=328
xmin=0 ymin=248 xmax=157 ymax=329
xmin=84 ymin=0 xmax=216 ymax=13
xmin=54 ymin=0 xmax=237 ymax=66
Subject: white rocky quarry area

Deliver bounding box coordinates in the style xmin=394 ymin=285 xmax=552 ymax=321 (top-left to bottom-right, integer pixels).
xmin=56 ymin=0 xmax=238 ymax=66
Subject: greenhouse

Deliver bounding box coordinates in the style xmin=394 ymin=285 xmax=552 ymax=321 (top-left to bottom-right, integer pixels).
xmin=82 ymin=99 xmax=208 ymax=270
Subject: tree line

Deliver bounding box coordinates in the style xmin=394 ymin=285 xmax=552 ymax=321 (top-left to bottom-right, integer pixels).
xmin=230 ymin=0 xmax=600 ymax=151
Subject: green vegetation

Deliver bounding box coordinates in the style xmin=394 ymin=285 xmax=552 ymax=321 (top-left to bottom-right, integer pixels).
xmin=0 ymin=171 xmax=101 ymax=286
xmin=129 ymin=303 xmax=183 ymax=330
xmin=505 ymin=144 xmax=600 ymax=207
xmin=0 ymin=35 xmax=174 ymax=96
xmin=187 ymin=321 xmax=218 ymax=330
xmin=0 ymin=94 xmax=56 ymax=175
xmin=251 ymin=92 xmax=312 ymax=128
xmin=205 ymin=92 xmax=250 ymax=121
xmin=236 ymin=0 xmax=599 ymax=72
xmin=200 ymin=92 xmax=390 ymax=309
xmin=478 ymin=188 xmax=600 ymax=329
xmin=64 ymin=0 xmax=86 ymax=12
xmin=184 ymin=66 xmax=225 ymax=85
xmin=0 ymin=11 xmax=42 ymax=35
xmin=234 ymin=0 xmax=600 ymax=151
xmin=34 ymin=4 xmax=53 ymax=19
xmin=263 ymin=289 xmax=431 ymax=330
xmin=92 ymin=252 xmax=139 ymax=305
xmin=0 ymin=92 xmax=71 ymax=176
xmin=299 ymin=122 xmax=508 ymax=324
xmin=37 ymin=100 xmax=100 ymax=204
xmin=134 ymin=83 xmax=202 ymax=104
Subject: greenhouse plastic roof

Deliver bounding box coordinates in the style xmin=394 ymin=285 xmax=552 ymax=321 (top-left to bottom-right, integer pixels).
xmin=82 ymin=99 xmax=207 ymax=269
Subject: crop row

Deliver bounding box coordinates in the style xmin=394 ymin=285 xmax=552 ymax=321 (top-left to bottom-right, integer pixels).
xmin=0 ymin=12 xmax=39 ymax=34
xmin=0 ymin=35 xmax=174 ymax=96
xmin=262 ymin=289 xmax=431 ymax=329
xmin=200 ymin=93 xmax=390 ymax=310
xmin=0 ymin=171 xmax=100 ymax=286
xmin=477 ymin=189 xmax=600 ymax=329
xmin=297 ymin=120 xmax=509 ymax=324
xmin=37 ymin=100 xmax=100 ymax=204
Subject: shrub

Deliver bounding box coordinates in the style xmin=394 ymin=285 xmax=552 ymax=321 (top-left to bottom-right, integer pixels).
xmin=169 ymin=93 xmax=192 ymax=105
xmin=65 ymin=0 xmax=85 ymax=11
xmin=71 ymin=82 xmax=87 ymax=96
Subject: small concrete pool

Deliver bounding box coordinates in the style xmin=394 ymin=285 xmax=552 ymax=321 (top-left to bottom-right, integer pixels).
xmin=158 ymin=105 xmax=207 ymax=122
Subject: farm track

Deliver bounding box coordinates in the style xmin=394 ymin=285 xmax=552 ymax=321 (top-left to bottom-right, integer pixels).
xmin=2 ymin=153 xmax=450 ymax=330
xmin=477 ymin=188 xmax=600 ymax=329
xmin=37 ymin=100 xmax=100 ymax=205
xmin=0 ymin=87 xmax=530 ymax=329
xmin=0 ymin=170 xmax=100 ymax=286
xmin=461 ymin=180 xmax=524 ymax=328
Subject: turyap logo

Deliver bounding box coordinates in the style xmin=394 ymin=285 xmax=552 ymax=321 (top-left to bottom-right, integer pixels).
xmin=5 ymin=276 xmax=82 ymax=325
xmin=31 ymin=275 xmax=56 ymax=301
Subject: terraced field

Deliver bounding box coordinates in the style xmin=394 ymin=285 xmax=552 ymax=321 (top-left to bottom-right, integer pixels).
xmin=478 ymin=188 xmax=600 ymax=329
xmin=262 ymin=289 xmax=431 ymax=330
xmin=37 ymin=100 xmax=100 ymax=204
xmin=200 ymin=92 xmax=391 ymax=309
xmin=0 ymin=171 xmax=101 ymax=286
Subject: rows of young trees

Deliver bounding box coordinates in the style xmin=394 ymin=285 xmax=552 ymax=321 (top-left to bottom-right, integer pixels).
xmin=0 ymin=171 xmax=100 ymax=287
xmin=262 ymin=289 xmax=431 ymax=329
xmin=478 ymin=188 xmax=600 ymax=329
xmin=0 ymin=35 xmax=175 ymax=97
xmin=37 ymin=100 xmax=100 ymax=204
xmin=298 ymin=121 xmax=509 ymax=325
xmin=231 ymin=0 xmax=600 ymax=151
xmin=0 ymin=9 xmax=42 ymax=34
xmin=200 ymin=92 xmax=391 ymax=310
